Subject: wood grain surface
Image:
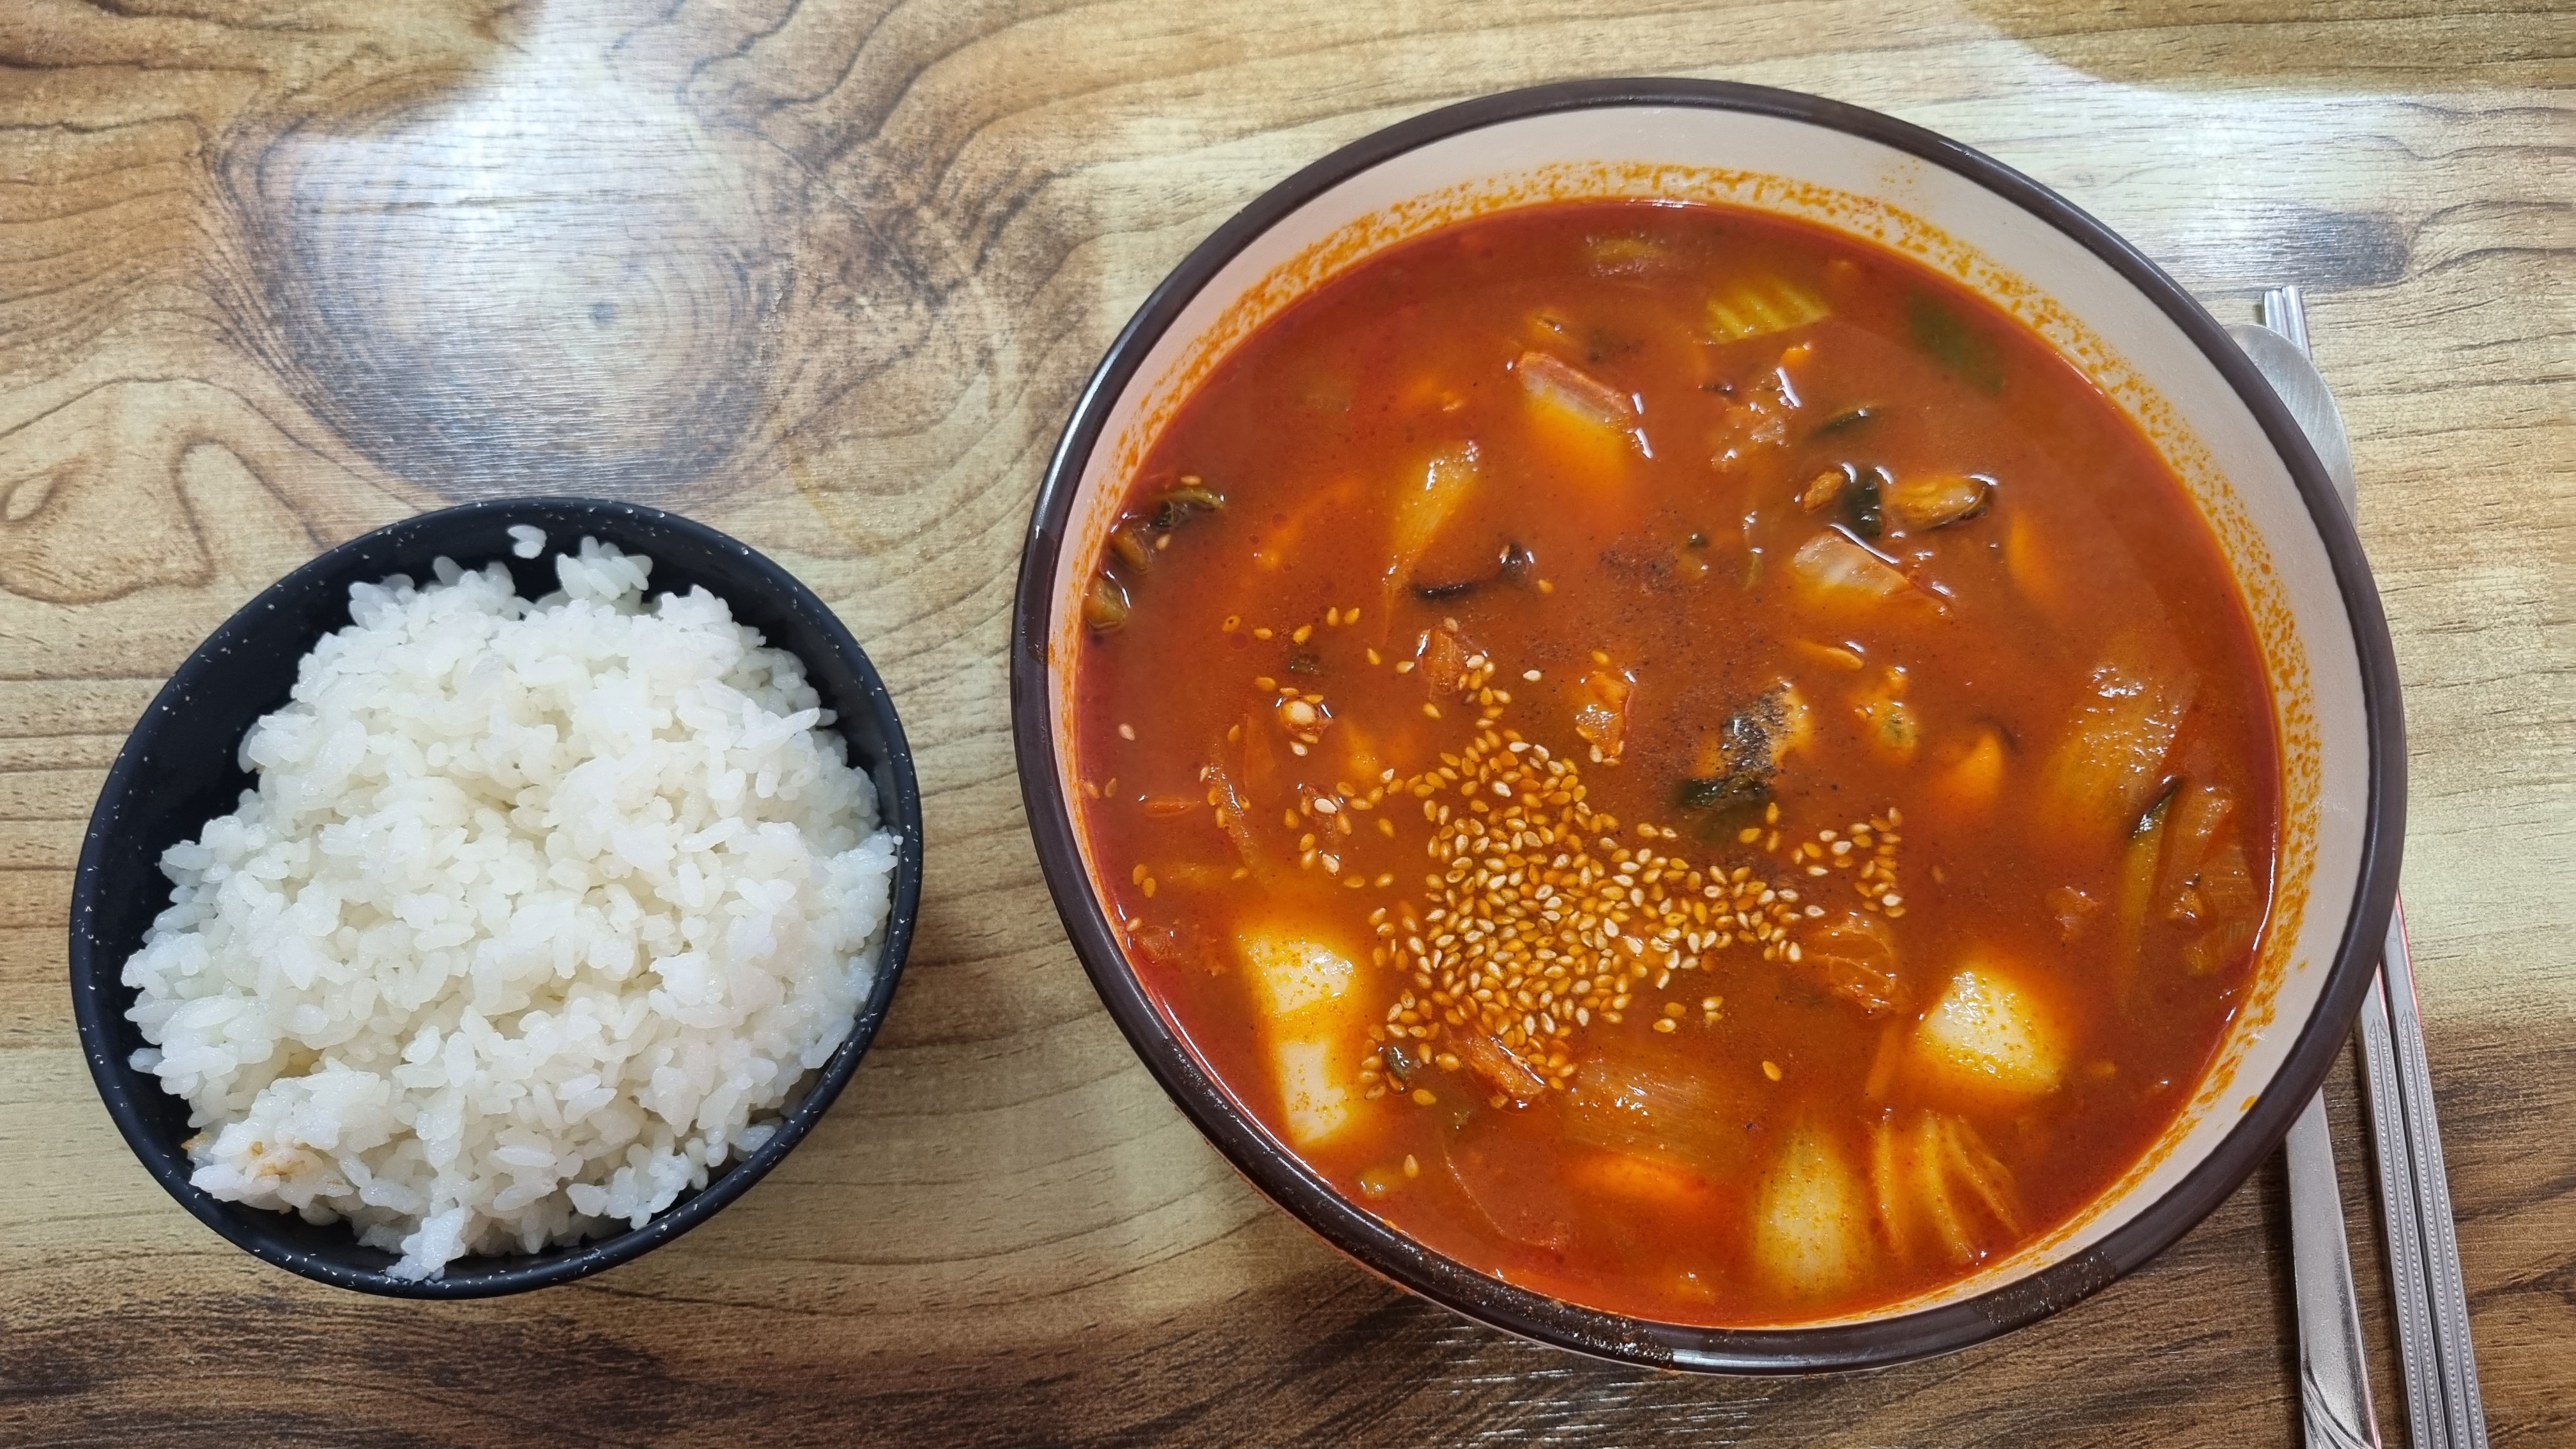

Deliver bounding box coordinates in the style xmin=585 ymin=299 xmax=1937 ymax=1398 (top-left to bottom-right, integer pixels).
xmin=3 ymin=1 xmax=2570 ymax=1443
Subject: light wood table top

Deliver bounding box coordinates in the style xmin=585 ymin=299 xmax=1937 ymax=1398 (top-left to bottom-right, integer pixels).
xmin=3 ymin=2 xmax=2568 ymax=1443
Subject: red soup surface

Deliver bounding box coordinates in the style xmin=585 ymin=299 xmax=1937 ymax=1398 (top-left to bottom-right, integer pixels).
xmin=1071 ymin=199 xmax=2277 ymax=1326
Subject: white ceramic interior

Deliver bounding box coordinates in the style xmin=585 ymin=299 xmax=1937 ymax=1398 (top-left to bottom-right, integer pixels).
xmin=1032 ymin=88 xmax=2392 ymax=1352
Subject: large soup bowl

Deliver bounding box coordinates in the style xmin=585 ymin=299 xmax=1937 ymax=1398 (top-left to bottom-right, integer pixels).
xmin=1010 ymin=79 xmax=2402 ymax=1371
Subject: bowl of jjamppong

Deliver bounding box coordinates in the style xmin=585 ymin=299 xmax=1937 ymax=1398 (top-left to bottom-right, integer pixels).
xmin=1014 ymin=80 xmax=2401 ymax=1371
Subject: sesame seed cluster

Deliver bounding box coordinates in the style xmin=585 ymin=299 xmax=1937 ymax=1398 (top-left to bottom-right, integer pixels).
xmin=1338 ymin=646 xmax=1905 ymax=1105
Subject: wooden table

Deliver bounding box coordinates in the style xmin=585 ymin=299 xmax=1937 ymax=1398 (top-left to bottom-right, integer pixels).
xmin=3 ymin=2 xmax=2567 ymax=1442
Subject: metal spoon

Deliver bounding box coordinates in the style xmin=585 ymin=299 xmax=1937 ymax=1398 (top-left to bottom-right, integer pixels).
xmin=2233 ymin=291 xmax=2488 ymax=1449
xmin=2228 ymin=306 xmax=2380 ymax=1449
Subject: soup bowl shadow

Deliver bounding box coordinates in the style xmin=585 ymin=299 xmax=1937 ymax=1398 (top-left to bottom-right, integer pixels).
xmin=1011 ymin=79 xmax=2404 ymax=1371
xmin=70 ymin=497 xmax=924 ymax=1298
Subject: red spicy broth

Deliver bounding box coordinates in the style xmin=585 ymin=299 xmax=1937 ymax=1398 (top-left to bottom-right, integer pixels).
xmin=1071 ymin=199 xmax=2276 ymax=1326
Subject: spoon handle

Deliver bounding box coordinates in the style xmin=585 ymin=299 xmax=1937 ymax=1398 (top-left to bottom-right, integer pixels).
xmin=2287 ymin=1089 xmax=2385 ymax=1448
xmin=2246 ymin=286 xmax=2382 ymax=1449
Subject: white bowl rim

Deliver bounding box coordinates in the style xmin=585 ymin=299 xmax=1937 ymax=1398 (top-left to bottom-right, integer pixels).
xmin=1010 ymin=77 xmax=2405 ymax=1373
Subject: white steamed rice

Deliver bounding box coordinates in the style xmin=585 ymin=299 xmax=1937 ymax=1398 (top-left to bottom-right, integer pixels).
xmin=124 ymin=535 xmax=898 ymax=1280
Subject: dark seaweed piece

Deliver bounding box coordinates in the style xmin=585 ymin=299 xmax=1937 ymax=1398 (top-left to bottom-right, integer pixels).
xmin=1672 ymin=687 xmax=1795 ymax=831
xmin=1413 ymin=577 xmax=1482 ymax=601
xmin=1908 ymin=293 xmax=2005 ymax=394
xmin=1499 ymin=540 xmax=1537 ymax=586
xmin=1149 ymin=479 xmax=1227 ymax=528
xmin=1724 ymin=693 xmax=1791 ymax=772
xmin=1381 ymin=1042 xmax=1417 ymax=1085
xmin=1676 ymin=772 xmax=1772 ymax=838
xmin=1841 ymin=467 xmax=1887 ymax=539
xmin=1675 ymin=772 xmax=1770 ymax=811
xmin=1813 ymin=404 xmax=1880 ymax=436
xmin=1285 ymin=652 xmax=1324 ymax=675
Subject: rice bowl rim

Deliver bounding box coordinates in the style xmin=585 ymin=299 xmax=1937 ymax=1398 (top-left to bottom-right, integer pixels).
xmin=70 ymin=496 xmax=924 ymax=1299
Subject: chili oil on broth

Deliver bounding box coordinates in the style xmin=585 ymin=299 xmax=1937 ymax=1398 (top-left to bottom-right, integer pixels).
xmin=1071 ymin=200 xmax=2279 ymax=1328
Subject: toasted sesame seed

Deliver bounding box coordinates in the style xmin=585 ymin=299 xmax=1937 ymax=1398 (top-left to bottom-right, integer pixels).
xmin=1763 ymin=1060 xmax=1782 ymax=1082
xmin=1117 ymin=723 xmax=1136 ymax=740
xmin=1160 ymin=640 xmax=1903 ymax=1103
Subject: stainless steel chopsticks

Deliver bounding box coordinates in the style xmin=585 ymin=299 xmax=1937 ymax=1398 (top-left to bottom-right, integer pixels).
xmin=2258 ymin=287 xmax=2488 ymax=1449
xmin=2360 ymin=907 xmax=2489 ymax=1449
